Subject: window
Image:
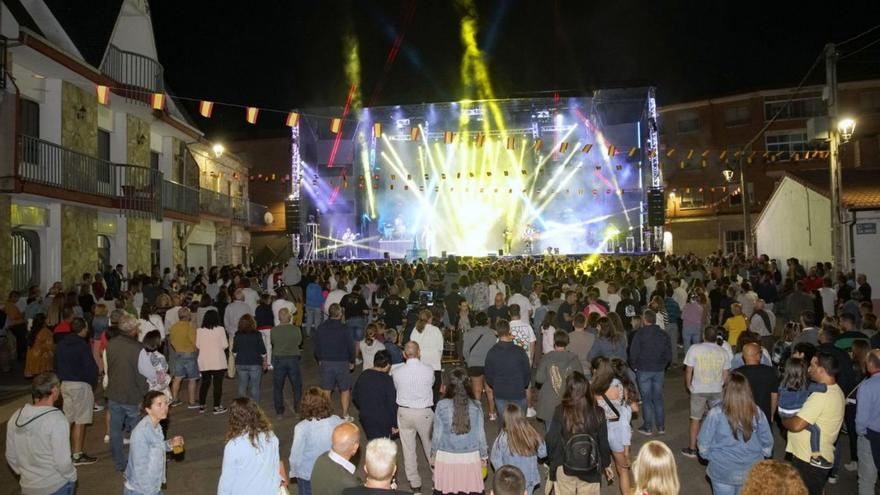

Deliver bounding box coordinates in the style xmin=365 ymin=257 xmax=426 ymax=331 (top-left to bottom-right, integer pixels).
xmin=11 ymin=231 xmax=38 ymax=291
xmin=150 ymin=151 xmax=160 ymax=170
xmin=764 ymin=97 xmax=824 ymax=120
xmin=724 ymin=106 xmax=750 ymax=127
xmin=765 ymin=131 xmax=809 ymax=161
xmin=725 ymin=230 xmax=745 ymax=254
xmin=97 ymin=235 xmax=111 ymax=272
xmin=680 ymin=189 xmax=705 ymax=208
xmin=860 ymin=91 xmax=880 ymax=113
xmin=676 ymin=111 xmax=700 ymax=133
xmin=98 ymin=130 xmax=111 ymax=161
xmin=19 ymin=99 xmax=40 ymax=138
xmin=150 ymin=239 xmax=160 ymax=271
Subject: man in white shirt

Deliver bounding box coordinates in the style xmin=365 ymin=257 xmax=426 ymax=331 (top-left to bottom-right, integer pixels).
xmin=508 ymin=304 xmax=538 ymax=417
xmin=224 ymin=289 xmax=253 ymax=339
xmin=488 ymin=275 xmax=506 ymax=305
xmin=671 ymin=278 xmax=688 ymax=312
xmin=644 ymin=270 xmax=658 ymax=298
xmin=682 ymin=326 xmax=731 ymax=458
xmin=323 ymin=282 xmax=348 ymax=317
xmin=271 ymin=288 xmax=297 ymax=326
xmin=390 ymin=342 xmax=434 ymax=492
xmin=240 ymin=279 xmax=260 ymax=313
xmin=818 ymin=278 xmax=837 ymax=318
xmin=163 ymin=294 xmax=182 ymax=331
xmin=507 ymin=287 xmax=533 ymax=325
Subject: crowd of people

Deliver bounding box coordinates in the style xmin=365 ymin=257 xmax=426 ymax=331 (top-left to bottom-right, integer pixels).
xmin=1 ymin=252 xmax=878 ymax=495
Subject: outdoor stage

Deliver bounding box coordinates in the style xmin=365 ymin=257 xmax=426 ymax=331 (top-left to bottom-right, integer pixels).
xmin=293 ymin=88 xmax=663 ymax=261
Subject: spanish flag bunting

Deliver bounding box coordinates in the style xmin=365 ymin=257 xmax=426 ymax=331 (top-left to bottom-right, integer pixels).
xmin=701 ymin=149 xmax=710 ymax=158
xmin=679 ymin=161 xmax=685 ymax=169
xmin=666 ymin=148 xmax=676 ymax=157
xmin=330 ymin=117 xmax=342 ymax=133
xmin=507 ymin=137 xmax=515 ymax=150
xmin=372 ymin=122 xmax=381 ymax=138
xmin=286 ymin=112 xmax=300 ymax=127
xmin=246 ymin=107 xmax=260 ymax=124
xmin=445 ymin=131 xmax=454 ymax=144
xmin=559 ymin=142 xmax=569 ymax=153
xmin=96 ymin=85 xmax=110 ymax=105
xmin=534 ymin=139 xmax=543 ymax=151
xmin=608 ymin=144 xmax=616 ymax=156
xmin=719 ymin=150 xmax=727 ymax=160
xmin=648 ymin=149 xmax=657 ymax=158
xmin=627 ymin=147 xmax=637 ymax=157
xmin=701 ymin=160 xmax=707 ymax=167
xmin=410 ymin=126 xmax=420 ymax=141
xmin=199 ymin=100 xmax=214 ymax=118
xmin=476 ymin=134 xmax=486 ymax=147
xmin=762 ymin=151 xmax=770 ymax=158
xmin=150 ymin=93 xmax=166 ymax=110
xmin=582 ymin=144 xmax=593 ymax=154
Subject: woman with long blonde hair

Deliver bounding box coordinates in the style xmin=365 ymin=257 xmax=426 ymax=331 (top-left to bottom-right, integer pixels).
xmin=632 ymin=440 xmax=679 ymax=495
xmin=490 ymin=403 xmax=546 ymax=494
xmin=218 ymin=397 xmax=286 ymax=494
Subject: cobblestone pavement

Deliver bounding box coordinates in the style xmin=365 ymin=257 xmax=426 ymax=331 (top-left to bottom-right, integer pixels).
xmin=0 ymin=341 xmax=862 ymax=495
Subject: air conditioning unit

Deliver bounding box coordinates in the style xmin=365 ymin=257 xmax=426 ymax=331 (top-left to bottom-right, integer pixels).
xmin=806 ymin=117 xmax=829 ymax=142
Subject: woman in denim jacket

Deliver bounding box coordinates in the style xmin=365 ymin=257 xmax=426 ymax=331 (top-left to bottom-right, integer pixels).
xmin=431 ymin=368 xmax=488 ymax=495
xmin=697 ymin=372 xmax=773 ymax=495
xmin=288 ymin=387 xmax=345 ymax=495
xmin=124 ymin=392 xmax=184 ymax=495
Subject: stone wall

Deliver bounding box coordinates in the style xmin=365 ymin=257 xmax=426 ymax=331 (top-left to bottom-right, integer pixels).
xmin=0 ymin=196 xmax=11 ymax=297
xmin=127 ymin=217 xmax=151 ymax=276
xmin=215 ymin=225 xmax=232 ymax=267
xmin=61 ymin=205 xmax=97 ymax=290
xmin=126 ymin=115 xmax=150 ymax=167
xmin=172 ymin=223 xmax=185 ymax=268
xmin=61 ymin=82 xmax=97 ymax=155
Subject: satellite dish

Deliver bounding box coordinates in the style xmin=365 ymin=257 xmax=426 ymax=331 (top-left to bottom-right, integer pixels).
xmin=263 ymin=211 xmax=274 ymax=225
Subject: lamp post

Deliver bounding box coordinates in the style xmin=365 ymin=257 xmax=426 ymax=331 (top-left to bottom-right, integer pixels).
xmin=722 ymin=157 xmax=751 ymax=256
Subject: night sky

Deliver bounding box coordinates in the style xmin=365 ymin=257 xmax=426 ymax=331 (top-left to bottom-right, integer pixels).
xmin=148 ymin=0 xmax=880 ymax=140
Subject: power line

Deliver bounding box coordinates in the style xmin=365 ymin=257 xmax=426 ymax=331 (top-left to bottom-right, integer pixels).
xmin=836 ymin=23 xmax=880 ymax=47
xmin=841 ymin=37 xmax=880 ymax=60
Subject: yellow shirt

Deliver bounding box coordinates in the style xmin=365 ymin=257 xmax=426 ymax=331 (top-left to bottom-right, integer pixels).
xmin=724 ymin=315 xmax=748 ymax=346
xmin=169 ymin=321 xmax=197 ymax=353
xmin=785 ymin=383 xmax=845 ymax=463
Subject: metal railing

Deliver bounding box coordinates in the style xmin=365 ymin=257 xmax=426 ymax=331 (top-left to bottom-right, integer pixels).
xmin=162 ymin=180 xmax=199 ymax=217
xmin=100 ymin=44 xmax=164 ymax=95
xmin=18 ymin=134 xmax=116 ymax=197
xmin=231 ymin=196 xmax=248 ymax=223
xmin=248 ymin=202 xmax=268 ymax=227
xmin=117 ymin=165 xmax=162 ymax=220
xmin=199 ymin=188 xmax=232 ymax=217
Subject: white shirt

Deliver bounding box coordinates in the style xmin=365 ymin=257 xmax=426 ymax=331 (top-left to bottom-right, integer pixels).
xmin=818 ymin=287 xmax=836 ymax=317
xmin=409 ymin=324 xmax=444 ymax=371
xmin=323 ymin=289 xmax=348 ymax=315
xmin=508 ymin=293 xmax=534 ymax=323
xmin=606 ymin=293 xmax=621 ymax=311
xmin=391 ymin=358 xmax=435 ymax=408
xmin=242 ymin=288 xmax=260 ymax=313
xmin=509 ymin=319 xmax=537 ymax=363
xmin=218 ymin=433 xmax=282 ymax=495
xmin=488 ymin=280 xmax=506 ymax=304
xmin=328 ymin=451 xmax=356 ymax=475
xmin=271 ymin=299 xmax=296 ymax=326
xmin=673 ymin=287 xmax=688 ymax=311
xmin=594 ymin=281 xmax=609 ymax=300
xmin=164 ymin=305 xmax=182 ymax=332
xmin=137 ymin=315 xmax=165 ymax=341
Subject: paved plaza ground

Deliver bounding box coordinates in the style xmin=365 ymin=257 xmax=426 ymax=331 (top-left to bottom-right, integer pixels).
xmin=0 ymin=339 xmax=863 ymax=495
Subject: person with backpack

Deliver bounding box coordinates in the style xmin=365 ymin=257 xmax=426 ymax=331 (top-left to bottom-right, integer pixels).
xmin=545 ymin=371 xmax=614 ymax=494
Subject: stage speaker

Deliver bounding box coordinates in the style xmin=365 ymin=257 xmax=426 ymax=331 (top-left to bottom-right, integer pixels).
xmin=498 ymin=249 xmax=504 ymax=256
xmin=383 ymin=252 xmax=390 ymax=260
xmin=285 ymin=199 xmax=301 ymax=234
xmin=647 ymin=188 xmax=665 ymax=227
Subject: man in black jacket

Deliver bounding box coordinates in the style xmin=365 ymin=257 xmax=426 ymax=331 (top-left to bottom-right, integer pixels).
xmin=55 ymin=317 xmax=99 ymax=465
xmin=484 ymin=319 xmax=530 ymax=427
xmin=629 ymin=309 xmax=672 ymax=436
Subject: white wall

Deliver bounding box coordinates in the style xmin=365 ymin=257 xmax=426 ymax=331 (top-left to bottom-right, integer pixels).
xmin=756 ymin=178 xmax=832 ymax=276
xmin=851 ymin=209 xmax=880 ymax=308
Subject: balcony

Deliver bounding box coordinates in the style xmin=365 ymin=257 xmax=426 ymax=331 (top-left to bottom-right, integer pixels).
xmin=19 ymin=134 xmax=116 ymax=198
xmin=199 ymin=188 xmax=232 ymax=218
xmin=100 ymin=44 xmax=164 ymax=99
xmin=248 ymin=202 xmax=268 ymax=227
xmin=162 ymin=180 xmax=199 ymax=218
xmin=117 ymin=165 xmax=162 ymax=220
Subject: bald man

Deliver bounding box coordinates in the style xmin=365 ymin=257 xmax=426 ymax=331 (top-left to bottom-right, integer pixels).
xmin=390 ymin=341 xmax=434 ymax=492
xmin=733 ymin=342 xmax=779 ymax=427
xmin=856 ymin=349 xmax=880 ymax=495
xmin=311 ymin=423 xmax=362 ymax=495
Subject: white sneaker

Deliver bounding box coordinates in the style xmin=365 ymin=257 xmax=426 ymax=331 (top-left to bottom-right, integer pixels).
xmin=526 ymin=407 xmax=537 ymax=418
xmin=103 ymin=434 xmax=109 ymax=444
xmin=104 ymin=435 xmax=131 ymax=445
xmin=827 ymin=474 xmax=838 ymax=484
xmin=844 ymin=461 xmax=858 ymax=472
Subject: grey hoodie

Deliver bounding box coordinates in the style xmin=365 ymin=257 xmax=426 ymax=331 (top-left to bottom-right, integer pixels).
xmin=5 ymin=403 xmax=76 ymax=495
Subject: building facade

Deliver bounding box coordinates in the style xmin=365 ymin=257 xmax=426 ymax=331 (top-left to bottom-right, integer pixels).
xmin=0 ymin=0 xmax=265 ymax=295
xmin=659 ymin=79 xmax=880 ymax=256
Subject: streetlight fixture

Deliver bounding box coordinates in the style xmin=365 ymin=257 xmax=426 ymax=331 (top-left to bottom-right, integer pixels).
xmin=212 ymin=143 xmax=225 ymax=158
xmin=837 ymin=117 xmax=856 ymax=142
xmin=721 ymin=165 xmax=736 ymax=182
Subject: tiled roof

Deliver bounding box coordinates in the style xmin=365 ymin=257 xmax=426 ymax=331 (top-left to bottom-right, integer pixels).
xmin=785 ymin=168 xmax=880 ymax=210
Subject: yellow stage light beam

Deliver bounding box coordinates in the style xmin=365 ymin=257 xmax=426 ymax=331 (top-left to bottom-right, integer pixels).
xmin=539 ymin=144 xmax=580 ymax=197
xmin=358 ymin=132 xmax=376 ymax=219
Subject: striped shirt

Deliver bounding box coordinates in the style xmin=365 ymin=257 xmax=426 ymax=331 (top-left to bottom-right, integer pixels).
xmin=391 ymin=358 xmax=435 ymax=408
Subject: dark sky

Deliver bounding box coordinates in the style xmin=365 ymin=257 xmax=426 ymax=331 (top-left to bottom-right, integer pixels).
xmin=149 ymin=0 xmax=880 ymax=140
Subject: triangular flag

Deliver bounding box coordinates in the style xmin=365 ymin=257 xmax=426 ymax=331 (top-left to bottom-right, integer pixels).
xmin=330 ymin=118 xmax=342 ymax=133
xmin=199 ymin=100 xmax=214 ymax=118
xmin=534 ymin=139 xmax=543 ymax=151
xmin=372 ymin=122 xmax=381 ymax=138
xmin=286 ymin=112 xmax=300 ymax=127
xmin=507 ymin=137 xmax=515 ymax=150
xmin=445 ymin=131 xmax=454 ymax=144
xmin=246 ymin=107 xmax=259 ymax=124
xmin=96 ymin=85 xmax=110 ymax=105
xmin=476 ymin=134 xmax=485 ymax=147
xmin=608 ymin=144 xmax=616 ymax=156
xmin=701 ymin=149 xmax=710 ymax=158
xmin=150 ymin=93 xmax=165 ymax=110
xmin=627 ymin=146 xmax=637 ymax=157
xmin=687 ymin=149 xmax=694 ymax=159
xmin=666 ymin=148 xmax=676 ymax=157
xmin=559 ymin=142 xmax=569 ymax=153
xmin=719 ymin=150 xmax=727 ymax=160
xmin=410 ymin=127 xmax=420 ymax=140
xmin=582 ymin=144 xmax=593 ymax=154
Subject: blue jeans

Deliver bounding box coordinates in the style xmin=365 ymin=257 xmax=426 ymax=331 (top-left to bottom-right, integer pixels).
xmin=297 ymin=478 xmax=311 ymax=495
xmin=49 ymin=481 xmax=76 ymax=495
xmin=666 ymin=322 xmax=680 ymax=363
xmin=710 ymin=480 xmax=741 ymax=495
xmin=109 ymin=399 xmax=141 ymax=471
xmin=682 ymin=325 xmax=701 ymax=357
xmin=494 ymin=398 xmax=527 ymax=428
xmin=305 ymin=307 xmax=323 ymax=336
xmin=273 ymin=356 xmax=303 ymax=415
xmin=236 ymin=365 xmax=262 ymax=403
xmin=346 ymin=317 xmax=366 ymax=342
xmin=637 ymin=371 xmax=666 ymax=431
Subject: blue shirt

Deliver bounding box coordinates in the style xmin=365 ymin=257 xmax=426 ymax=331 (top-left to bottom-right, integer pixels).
xmin=125 ymin=417 xmax=170 ymax=494
xmin=697 ymin=406 xmax=773 ymax=485
xmin=218 ymin=433 xmax=281 ymax=495
xmin=490 ymin=432 xmax=547 ymax=492
xmin=856 ymin=372 xmax=880 ymax=436
xmin=431 ymin=399 xmax=487 ymax=457
xmin=289 ymin=416 xmax=345 ymax=480
xmin=306 ymin=283 xmax=324 ymax=308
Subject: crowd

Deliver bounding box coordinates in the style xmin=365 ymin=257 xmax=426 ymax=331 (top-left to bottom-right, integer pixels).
xmin=1 ymin=252 xmax=878 ymax=495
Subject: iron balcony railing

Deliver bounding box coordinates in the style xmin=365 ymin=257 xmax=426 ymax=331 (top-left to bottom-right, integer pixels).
xmin=18 ymin=134 xmax=116 ymax=197
xmin=100 ymin=44 xmax=164 ymax=96
xmin=162 ymin=180 xmax=199 ymax=217
xmin=117 ymin=165 xmax=162 ymax=220
xmin=232 ymin=196 xmax=248 ymax=223
xmin=248 ymin=201 xmax=268 ymax=227
xmin=200 ymin=188 xmax=232 ymax=217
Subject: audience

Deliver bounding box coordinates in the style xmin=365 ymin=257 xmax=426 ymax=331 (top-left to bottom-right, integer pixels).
xmin=310 ymin=422 xmax=362 ymax=495
xmin=632 ymin=440 xmax=680 ymax=495
xmin=218 ymin=397 xmax=285 ymax=494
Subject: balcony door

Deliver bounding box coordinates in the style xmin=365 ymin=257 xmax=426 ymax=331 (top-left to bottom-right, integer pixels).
xmin=19 ymin=99 xmax=40 ymax=167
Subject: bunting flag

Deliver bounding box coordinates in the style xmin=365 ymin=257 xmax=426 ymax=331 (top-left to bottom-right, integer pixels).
xmin=445 ymin=131 xmax=454 ymax=144
xmin=701 ymin=150 xmax=710 ymax=158
xmin=286 ymin=112 xmax=300 ymax=127
xmin=559 ymin=142 xmax=569 ymax=153
xmin=246 ymin=107 xmax=260 ymax=124
xmin=608 ymin=144 xmax=616 ymax=156
xmin=330 ymin=117 xmax=342 ymax=133
xmin=476 ymin=133 xmax=486 ymax=147
xmin=582 ymin=144 xmax=592 ymax=154
xmin=627 ymin=146 xmax=637 ymax=157
xmin=410 ymin=126 xmax=420 ymax=141
xmin=96 ymin=85 xmax=110 ymax=105
xmin=534 ymin=139 xmax=543 ymax=151
xmin=199 ymin=100 xmax=214 ymax=118
xmin=372 ymin=122 xmax=382 ymax=138
xmin=719 ymin=150 xmax=727 ymax=160
xmin=687 ymin=149 xmax=695 ymax=159
xmin=507 ymin=137 xmax=515 ymax=150
xmin=150 ymin=93 xmax=166 ymax=110
xmin=666 ymin=148 xmax=676 ymax=157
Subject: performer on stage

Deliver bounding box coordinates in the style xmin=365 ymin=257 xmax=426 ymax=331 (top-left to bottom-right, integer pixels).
xmin=393 ymin=215 xmax=407 ymax=240
xmin=522 ymin=223 xmax=538 ymax=255
xmin=341 ymin=227 xmax=358 ymax=259
xmin=502 ymin=227 xmax=513 ymax=255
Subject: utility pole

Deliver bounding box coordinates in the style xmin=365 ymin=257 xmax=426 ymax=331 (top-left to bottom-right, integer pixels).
xmin=825 ymin=43 xmax=844 ymax=273
xmin=738 ymin=154 xmax=751 ymax=256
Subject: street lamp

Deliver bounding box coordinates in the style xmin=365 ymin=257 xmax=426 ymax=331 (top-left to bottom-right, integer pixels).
xmin=721 ymin=165 xmax=735 ymax=182
xmin=838 ymin=117 xmax=856 ymax=143
xmin=722 ymin=158 xmax=751 ymax=255
xmin=212 ymin=143 xmax=225 ymax=158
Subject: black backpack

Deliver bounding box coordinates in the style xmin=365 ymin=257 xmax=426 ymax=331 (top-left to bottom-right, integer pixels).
xmin=562 ymin=430 xmax=600 ymax=475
